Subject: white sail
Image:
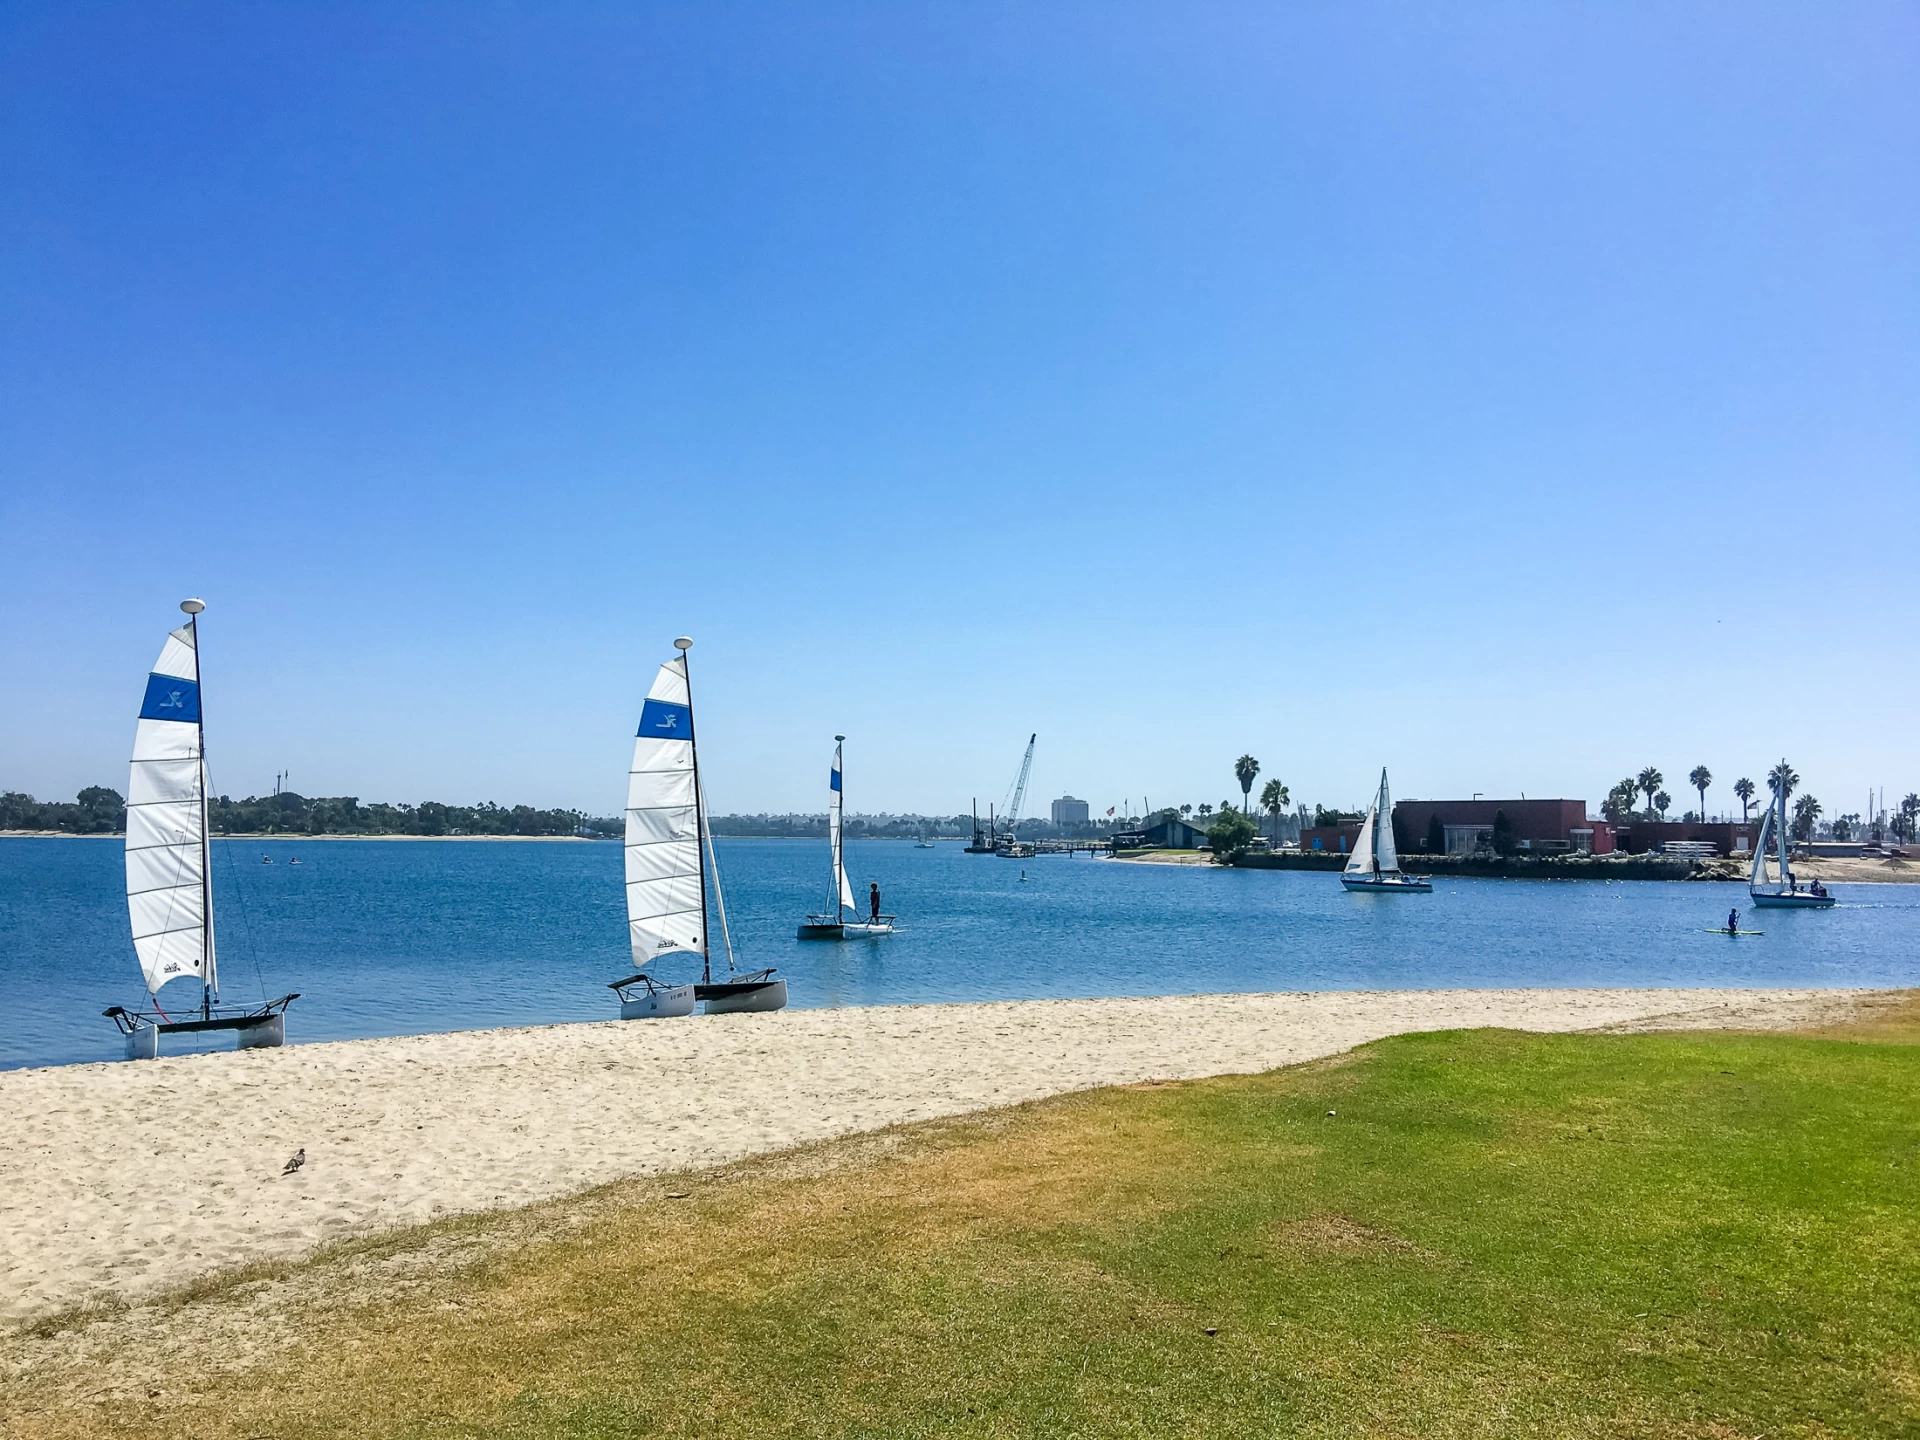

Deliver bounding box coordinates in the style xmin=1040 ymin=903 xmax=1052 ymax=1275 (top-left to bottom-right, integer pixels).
xmin=1750 ymin=805 xmax=1773 ymax=890
xmin=1373 ymin=769 xmax=1400 ymax=874
xmin=1345 ymin=803 xmax=1376 ymax=874
xmin=829 ymin=741 xmax=856 ymax=917
xmin=625 ymin=655 xmax=705 ymax=964
xmin=126 ymin=621 xmax=215 ymax=996
xmin=1776 ymin=785 xmax=1793 ymax=888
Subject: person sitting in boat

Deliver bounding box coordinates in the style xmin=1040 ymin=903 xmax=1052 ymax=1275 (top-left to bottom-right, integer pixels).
xmin=1810 ymin=878 xmax=1828 ymax=898
xmin=1728 ymin=907 xmax=1739 ymax=933
xmin=869 ymin=882 xmax=882 ymax=923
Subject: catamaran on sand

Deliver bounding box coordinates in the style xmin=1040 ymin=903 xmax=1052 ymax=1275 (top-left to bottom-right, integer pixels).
xmin=609 ymin=637 xmax=787 ymax=1018
xmin=1339 ymin=768 xmax=1432 ymax=894
xmin=105 ymin=600 xmax=298 ymax=1059
xmin=1749 ymin=765 xmax=1835 ymax=909
xmin=798 ymin=736 xmax=895 ymax=939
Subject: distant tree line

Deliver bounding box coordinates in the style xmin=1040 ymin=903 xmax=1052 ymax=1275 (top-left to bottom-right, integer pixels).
xmin=1 ymin=787 xmax=127 ymax=833
xmin=1 ymin=787 xmax=621 ymax=838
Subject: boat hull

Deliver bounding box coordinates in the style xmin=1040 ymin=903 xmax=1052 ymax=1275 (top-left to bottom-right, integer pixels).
xmin=122 ymin=1010 xmax=288 ymax=1060
xmin=1750 ymin=891 xmax=1836 ymax=909
xmin=796 ymin=920 xmax=845 ymax=940
xmin=841 ymin=919 xmax=895 ymax=937
xmin=700 ymin=978 xmax=789 ymax=1014
xmin=1340 ymin=875 xmax=1432 ymax=893
xmin=619 ymin=983 xmax=696 ymax=1019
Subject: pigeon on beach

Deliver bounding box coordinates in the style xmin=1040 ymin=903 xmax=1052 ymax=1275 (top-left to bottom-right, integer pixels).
xmin=282 ymin=1148 xmax=305 ymax=1176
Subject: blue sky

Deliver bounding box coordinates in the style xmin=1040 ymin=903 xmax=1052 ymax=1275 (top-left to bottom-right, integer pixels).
xmin=3 ymin=2 xmax=1915 ymax=821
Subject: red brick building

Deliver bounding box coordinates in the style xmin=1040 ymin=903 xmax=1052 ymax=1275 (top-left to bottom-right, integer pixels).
xmin=1389 ymin=799 xmax=1612 ymax=855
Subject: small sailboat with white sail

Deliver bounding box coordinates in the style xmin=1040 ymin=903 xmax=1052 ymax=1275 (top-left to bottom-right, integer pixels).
xmin=1749 ymin=767 xmax=1835 ymax=909
xmin=104 ymin=600 xmax=298 ymax=1059
xmin=1339 ymin=768 xmax=1432 ymax=893
xmin=798 ymin=737 xmax=895 ymax=939
xmin=608 ymin=637 xmax=786 ymax=1017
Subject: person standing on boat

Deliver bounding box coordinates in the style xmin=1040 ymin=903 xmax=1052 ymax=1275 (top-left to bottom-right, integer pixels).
xmin=869 ymin=882 xmax=881 ymax=923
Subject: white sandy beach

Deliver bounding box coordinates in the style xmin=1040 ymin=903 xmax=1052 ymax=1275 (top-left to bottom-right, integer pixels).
xmin=0 ymin=987 xmax=1869 ymax=1326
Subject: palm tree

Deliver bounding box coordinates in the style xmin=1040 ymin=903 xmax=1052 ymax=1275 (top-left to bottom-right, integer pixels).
xmin=1654 ymin=790 xmax=1671 ymax=819
xmin=1767 ymin=759 xmax=1798 ymax=802
xmin=1179 ymin=804 xmax=1192 ymax=818
xmin=1733 ymin=777 xmax=1756 ymax=821
xmin=1689 ymin=766 xmax=1712 ymax=822
xmin=1637 ymin=766 xmax=1663 ymax=818
xmin=1197 ymin=803 xmax=1212 ymax=819
xmin=1901 ymin=794 xmax=1920 ymax=844
xmin=1234 ymin=755 xmax=1260 ymax=815
xmin=1259 ymin=778 xmax=1290 ymax=842
xmin=1792 ymin=793 xmax=1821 ymax=841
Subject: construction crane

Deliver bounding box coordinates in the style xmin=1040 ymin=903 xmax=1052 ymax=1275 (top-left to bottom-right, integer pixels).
xmin=999 ymin=733 xmax=1037 ymax=843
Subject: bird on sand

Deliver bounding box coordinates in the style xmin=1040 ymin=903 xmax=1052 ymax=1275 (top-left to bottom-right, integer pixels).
xmin=282 ymin=1148 xmax=305 ymax=1175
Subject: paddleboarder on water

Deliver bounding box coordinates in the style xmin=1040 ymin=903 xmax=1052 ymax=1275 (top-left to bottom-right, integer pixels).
xmin=1728 ymin=906 xmax=1740 ymax=934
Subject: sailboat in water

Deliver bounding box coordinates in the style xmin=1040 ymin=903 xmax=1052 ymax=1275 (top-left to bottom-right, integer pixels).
xmin=609 ymin=637 xmax=787 ymax=1017
xmin=1339 ymin=768 xmax=1432 ymax=893
xmin=798 ymin=737 xmax=895 ymax=939
xmin=1749 ymin=766 xmax=1835 ymax=908
xmin=104 ymin=600 xmax=298 ymax=1059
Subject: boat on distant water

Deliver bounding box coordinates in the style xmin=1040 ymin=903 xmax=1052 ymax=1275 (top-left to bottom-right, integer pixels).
xmin=1750 ymin=767 xmax=1835 ymax=909
xmin=608 ymin=638 xmax=785 ymax=1018
xmin=798 ymin=737 xmax=895 ymax=939
xmin=1339 ymin=769 xmax=1432 ymax=893
xmin=104 ymin=600 xmax=298 ymax=1059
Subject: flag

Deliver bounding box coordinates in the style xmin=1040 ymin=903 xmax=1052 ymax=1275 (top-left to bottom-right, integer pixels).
xmin=1106 ymin=807 xmax=1114 ymax=816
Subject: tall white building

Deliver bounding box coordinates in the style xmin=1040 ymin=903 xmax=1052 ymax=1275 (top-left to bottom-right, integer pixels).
xmin=1050 ymin=795 xmax=1090 ymax=827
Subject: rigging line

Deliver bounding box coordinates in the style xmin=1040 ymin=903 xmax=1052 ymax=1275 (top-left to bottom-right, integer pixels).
xmin=698 ymin=774 xmax=737 ymax=974
xmin=208 ymin=765 xmax=271 ymax=1004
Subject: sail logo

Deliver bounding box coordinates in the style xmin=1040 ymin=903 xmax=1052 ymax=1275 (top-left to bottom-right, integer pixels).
xmin=139 ymin=673 xmax=200 ymax=723
xmin=637 ymin=698 xmax=693 ymax=740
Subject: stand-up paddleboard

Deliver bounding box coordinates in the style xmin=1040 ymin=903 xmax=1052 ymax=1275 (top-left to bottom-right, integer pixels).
xmin=1703 ymin=928 xmax=1765 ymax=936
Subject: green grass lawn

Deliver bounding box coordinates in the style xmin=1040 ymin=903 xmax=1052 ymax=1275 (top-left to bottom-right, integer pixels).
xmin=11 ymin=1014 xmax=1920 ymax=1438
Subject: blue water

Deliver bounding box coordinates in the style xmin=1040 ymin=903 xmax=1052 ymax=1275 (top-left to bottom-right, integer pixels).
xmin=3 ymin=836 xmax=1916 ymax=1070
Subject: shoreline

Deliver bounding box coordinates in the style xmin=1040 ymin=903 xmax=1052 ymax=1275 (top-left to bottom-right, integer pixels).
xmin=0 ymin=986 xmax=1881 ymax=1328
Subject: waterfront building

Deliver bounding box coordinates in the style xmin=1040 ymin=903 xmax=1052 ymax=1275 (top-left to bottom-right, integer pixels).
xmin=1050 ymin=795 xmax=1090 ymax=827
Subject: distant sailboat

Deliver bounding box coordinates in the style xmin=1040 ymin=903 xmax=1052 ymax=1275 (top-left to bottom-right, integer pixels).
xmin=798 ymin=737 xmax=895 ymax=939
xmin=1339 ymin=768 xmax=1432 ymax=893
xmin=609 ymin=638 xmax=786 ymax=1017
xmin=104 ymin=600 xmax=298 ymax=1059
xmin=1750 ymin=768 xmax=1835 ymax=909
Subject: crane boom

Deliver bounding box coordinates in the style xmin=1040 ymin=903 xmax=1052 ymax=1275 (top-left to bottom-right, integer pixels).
xmin=1003 ymin=733 xmax=1037 ymax=832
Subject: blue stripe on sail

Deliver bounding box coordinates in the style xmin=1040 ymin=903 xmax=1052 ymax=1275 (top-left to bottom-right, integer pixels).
xmin=139 ymin=673 xmax=200 ymax=723
xmin=830 ymin=768 xmax=842 ymax=791
xmin=637 ymin=699 xmax=692 ymax=740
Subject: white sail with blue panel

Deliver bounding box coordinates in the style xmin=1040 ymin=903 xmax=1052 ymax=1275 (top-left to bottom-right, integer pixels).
xmin=126 ymin=620 xmax=215 ymax=996
xmin=624 ymin=654 xmax=705 ymax=963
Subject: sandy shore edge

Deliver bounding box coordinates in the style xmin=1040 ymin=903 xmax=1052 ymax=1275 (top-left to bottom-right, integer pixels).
xmin=0 ymin=987 xmax=1877 ymax=1328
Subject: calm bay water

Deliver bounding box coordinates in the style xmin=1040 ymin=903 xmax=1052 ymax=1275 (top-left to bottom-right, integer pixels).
xmin=3 ymin=835 xmax=1916 ymax=1070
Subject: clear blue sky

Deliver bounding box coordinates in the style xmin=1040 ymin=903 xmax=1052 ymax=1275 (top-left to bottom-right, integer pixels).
xmin=3 ymin=3 xmax=1915 ymax=821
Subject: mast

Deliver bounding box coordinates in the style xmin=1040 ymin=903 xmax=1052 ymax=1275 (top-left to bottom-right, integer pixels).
xmin=676 ymin=637 xmax=710 ymax=985
xmin=1777 ymin=775 xmax=1791 ymax=890
xmin=183 ymin=598 xmax=214 ymax=1020
xmin=833 ymin=736 xmax=846 ymax=923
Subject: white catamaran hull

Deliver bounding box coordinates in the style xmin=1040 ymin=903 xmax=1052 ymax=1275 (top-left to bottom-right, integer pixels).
xmin=701 ymin=978 xmax=788 ymax=1014
xmin=620 ymin=983 xmax=697 ymax=1019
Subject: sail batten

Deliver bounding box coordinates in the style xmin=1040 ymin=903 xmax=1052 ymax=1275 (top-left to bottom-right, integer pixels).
xmin=125 ymin=620 xmax=213 ymax=997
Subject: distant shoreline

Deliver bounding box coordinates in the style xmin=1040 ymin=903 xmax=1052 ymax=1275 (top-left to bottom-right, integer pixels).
xmin=0 ymin=830 xmax=604 ymax=842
